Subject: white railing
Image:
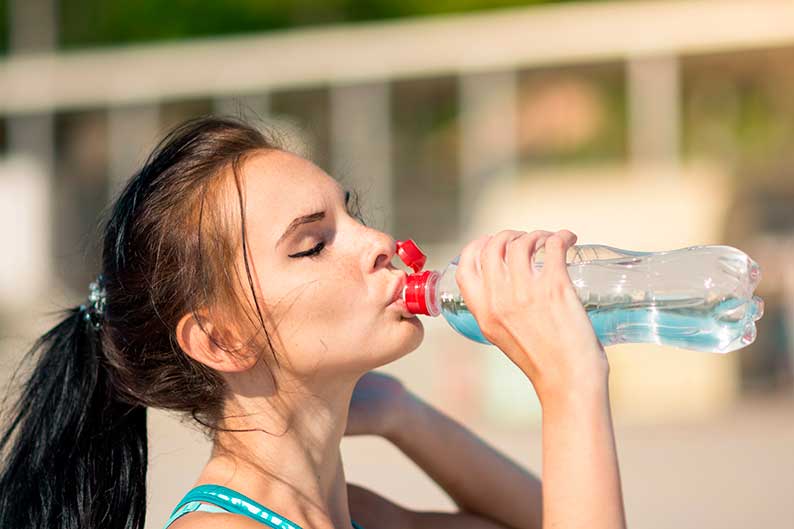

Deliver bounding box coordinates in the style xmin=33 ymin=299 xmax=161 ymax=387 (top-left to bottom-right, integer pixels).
xmin=1 ymin=0 xmax=793 ymax=113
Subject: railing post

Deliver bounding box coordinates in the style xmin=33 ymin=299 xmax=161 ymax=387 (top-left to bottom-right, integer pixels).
xmin=627 ymin=54 xmax=681 ymax=172
xmin=108 ymin=104 xmax=161 ymax=199
xmin=330 ymin=82 xmax=393 ymax=233
xmin=458 ymin=70 xmax=519 ymax=236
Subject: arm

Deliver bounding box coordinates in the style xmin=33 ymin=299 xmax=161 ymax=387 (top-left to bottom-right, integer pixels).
xmin=381 ymin=373 xmax=625 ymax=529
xmin=347 ymin=482 xmax=514 ymax=529
xmin=384 ymin=392 xmax=542 ymax=529
xmin=540 ymin=373 xmax=626 ymax=529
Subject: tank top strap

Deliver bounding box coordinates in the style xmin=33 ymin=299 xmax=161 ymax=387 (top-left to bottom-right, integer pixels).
xmin=165 ymin=484 xmax=303 ymax=529
xmin=162 ymin=500 xmax=230 ymax=528
xmin=164 ymin=484 xmax=368 ymax=529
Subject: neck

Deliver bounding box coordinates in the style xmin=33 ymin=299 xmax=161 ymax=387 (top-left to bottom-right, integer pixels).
xmin=199 ymin=368 xmax=358 ymax=529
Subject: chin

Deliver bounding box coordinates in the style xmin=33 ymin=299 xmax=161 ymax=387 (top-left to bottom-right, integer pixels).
xmin=375 ymin=318 xmax=425 ymax=366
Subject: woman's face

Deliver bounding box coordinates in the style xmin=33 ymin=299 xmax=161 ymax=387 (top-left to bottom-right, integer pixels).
xmin=230 ymin=149 xmax=424 ymax=377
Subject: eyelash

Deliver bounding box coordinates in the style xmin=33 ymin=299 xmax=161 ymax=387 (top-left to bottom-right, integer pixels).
xmin=291 ymin=241 xmax=326 ymax=259
xmin=288 ymin=191 xmax=359 ymax=260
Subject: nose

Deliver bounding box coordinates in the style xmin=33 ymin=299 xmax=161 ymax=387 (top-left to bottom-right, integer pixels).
xmin=363 ymin=229 xmax=397 ymax=272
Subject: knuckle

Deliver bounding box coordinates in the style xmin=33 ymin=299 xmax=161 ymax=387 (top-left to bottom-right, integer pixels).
xmin=545 ymin=234 xmax=563 ymax=248
xmin=463 ymin=234 xmax=489 ymax=253
xmin=509 ymin=232 xmax=531 ymax=249
xmin=459 ymin=243 xmax=474 ymax=259
xmin=506 ymin=233 xmax=530 ymax=259
xmin=511 ymin=231 xmax=531 ymax=244
xmin=455 ymin=262 xmax=473 ymax=283
xmin=495 ymin=229 xmax=524 ymax=242
xmin=481 ymin=235 xmax=498 ymax=254
xmin=480 ymin=242 xmax=496 ymax=264
xmin=493 ymin=230 xmax=511 ymax=241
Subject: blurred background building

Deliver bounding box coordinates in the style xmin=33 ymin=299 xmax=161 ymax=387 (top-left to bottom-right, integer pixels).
xmin=1 ymin=1 xmax=794 ymax=528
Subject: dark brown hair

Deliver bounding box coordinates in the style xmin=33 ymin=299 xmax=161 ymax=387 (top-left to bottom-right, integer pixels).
xmin=0 ymin=116 xmax=294 ymax=529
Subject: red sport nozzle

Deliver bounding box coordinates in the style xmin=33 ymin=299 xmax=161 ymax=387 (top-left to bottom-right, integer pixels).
xmin=395 ymin=239 xmax=426 ymax=272
xmin=395 ymin=239 xmax=440 ymax=316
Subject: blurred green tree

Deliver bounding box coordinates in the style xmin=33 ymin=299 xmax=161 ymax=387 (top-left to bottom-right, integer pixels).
xmin=0 ymin=0 xmax=7 ymax=54
xmin=55 ymin=0 xmax=596 ymax=50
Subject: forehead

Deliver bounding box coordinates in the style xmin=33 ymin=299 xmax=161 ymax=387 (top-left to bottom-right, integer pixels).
xmin=238 ymin=149 xmax=342 ymax=232
xmin=244 ymin=149 xmax=340 ymax=198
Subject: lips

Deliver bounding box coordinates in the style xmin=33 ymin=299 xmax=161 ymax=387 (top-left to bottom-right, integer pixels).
xmin=388 ymin=273 xmax=407 ymax=306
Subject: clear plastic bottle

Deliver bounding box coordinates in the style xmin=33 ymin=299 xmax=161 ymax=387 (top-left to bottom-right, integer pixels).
xmin=396 ymin=239 xmax=764 ymax=353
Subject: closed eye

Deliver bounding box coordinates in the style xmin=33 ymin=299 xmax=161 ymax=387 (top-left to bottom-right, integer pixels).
xmin=289 ymin=241 xmax=325 ymax=259
xmin=288 ymin=189 xmax=362 ymax=260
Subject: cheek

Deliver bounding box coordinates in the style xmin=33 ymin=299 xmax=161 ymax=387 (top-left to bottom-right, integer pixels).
xmin=270 ymin=271 xmax=364 ymax=340
xmin=269 ymin=277 xmax=374 ymax=373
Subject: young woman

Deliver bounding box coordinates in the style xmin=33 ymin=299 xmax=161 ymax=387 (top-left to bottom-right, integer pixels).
xmin=0 ymin=116 xmax=626 ymax=529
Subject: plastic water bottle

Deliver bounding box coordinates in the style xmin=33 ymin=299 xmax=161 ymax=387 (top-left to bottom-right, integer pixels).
xmin=395 ymin=239 xmax=764 ymax=353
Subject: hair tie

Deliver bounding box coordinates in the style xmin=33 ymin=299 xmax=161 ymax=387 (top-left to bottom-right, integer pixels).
xmin=79 ymin=274 xmax=107 ymax=331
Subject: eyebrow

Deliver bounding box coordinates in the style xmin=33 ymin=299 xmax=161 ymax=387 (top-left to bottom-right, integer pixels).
xmin=276 ymin=186 xmax=350 ymax=248
xmin=275 ymin=211 xmax=325 ymax=248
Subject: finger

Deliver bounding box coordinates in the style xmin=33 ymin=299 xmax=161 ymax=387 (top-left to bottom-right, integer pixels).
xmin=556 ymin=229 xmax=578 ymax=248
xmin=539 ymin=232 xmax=577 ymax=285
xmin=458 ymin=234 xmax=491 ymax=278
xmin=532 ymin=228 xmax=577 ymax=268
xmin=481 ymin=230 xmax=525 ymax=286
xmin=529 ymin=231 xmax=556 ymax=275
xmin=506 ymin=231 xmax=553 ymax=286
xmin=456 ymin=234 xmax=492 ymax=304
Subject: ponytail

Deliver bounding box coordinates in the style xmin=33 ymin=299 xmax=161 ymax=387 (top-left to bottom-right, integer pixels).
xmin=0 ymin=116 xmax=283 ymax=528
xmin=0 ymin=306 xmax=148 ymax=529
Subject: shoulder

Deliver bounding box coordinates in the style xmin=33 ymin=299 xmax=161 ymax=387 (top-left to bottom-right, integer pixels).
xmin=168 ymin=485 xmax=414 ymax=529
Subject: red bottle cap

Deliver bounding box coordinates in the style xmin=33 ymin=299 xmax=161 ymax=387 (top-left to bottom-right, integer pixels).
xmin=395 ymin=239 xmax=426 ymax=272
xmin=404 ymin=270 xmax=435 ymax=315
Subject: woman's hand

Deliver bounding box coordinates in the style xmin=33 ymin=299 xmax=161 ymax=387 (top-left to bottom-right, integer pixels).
xmin=455 ymin=229 xmax=608 ymax=405
xmin=344 ymin=371 xmax=412 ymax=438
xmin=455 ymin=229 xmax=627 ymax=529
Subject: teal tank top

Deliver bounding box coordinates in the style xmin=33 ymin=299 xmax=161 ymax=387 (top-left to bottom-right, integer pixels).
xmin=163 ymin=483 xmax=366 ymax=529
